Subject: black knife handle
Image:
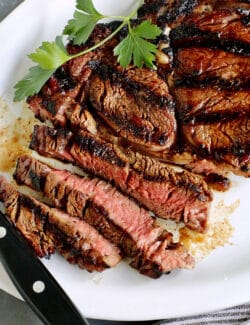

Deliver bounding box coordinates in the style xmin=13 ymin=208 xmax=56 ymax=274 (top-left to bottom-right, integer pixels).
xmin=0 ymin=211 xmax=89 ymax=325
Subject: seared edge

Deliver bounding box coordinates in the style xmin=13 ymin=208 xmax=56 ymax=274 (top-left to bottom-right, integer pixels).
xmin=0 ymin=176 xmax=121 ymax=272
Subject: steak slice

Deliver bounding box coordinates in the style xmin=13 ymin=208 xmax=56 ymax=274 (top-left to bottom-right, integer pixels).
xmin=138 ymin=0 xmax=215 ymax=27
xmin=170 ymin=9 xmax=250 ymax=54
xmin=175 ymin=86 xmax=250 ymax=155
xmin=88 ymin=63 xmax=177 ymax=151
xmin=14 ymin=155 xmax=195 ymax=278
xmin=174 ymin=47 xmax=250 ymax=88
xmin=0 ymin=176 xmax=55 ymax=258
xmin=0 ymin=176 xmax=121 ymax=272
xmin=151 ymin=141 xmax=250 ymax=180
xmin=26 ymin=86 xmax=235 ymax=187
xmin=30 ymin=125 xmax=212 ymax=232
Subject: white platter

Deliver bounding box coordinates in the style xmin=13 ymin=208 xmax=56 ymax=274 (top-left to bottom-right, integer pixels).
xmin=0 ymin=0 xmax=250 ymax=321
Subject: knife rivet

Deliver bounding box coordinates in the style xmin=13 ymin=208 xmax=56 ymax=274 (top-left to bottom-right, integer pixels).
xmin=33 ymin=281 xmax=45 ymax=294
xmin=0 ymin=227 xmax=6 ymax=239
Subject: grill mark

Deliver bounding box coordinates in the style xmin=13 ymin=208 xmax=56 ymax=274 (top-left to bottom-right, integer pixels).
xmin=157 ymin=0 xmax=198 ymax=25
xmin=183 ymin=117 xmax=250 ymax=157
xmin=74 ymin=132 xmax=126 ymax=168
xmin=93 ymin=63 xmax=175 ymax=110
xmin=28 ymin=169 xmax=46 ymax=192
xmin=53 ymin=66 xmax=77 ymax=91
xmin=83 ymin=202 xmax=137 ymax=257
xmin=170 ymin=24 xmax=250 ymax=55
xmin=42 ymin=99 xmax=56 ymax=116
xmin=174 ymin=77 xmax=250 ymax=89
xmin=20 ymin=195 xmax=47 ymax=222
xmin=47 ymin=222 xmax=108 ymax=271
xmin=174 ymin=47 xmax=250 ymax=88
xmin=14 ymin=197 xmax=21 ymax=224
xmin=138 ymin=0 xmax=166 ymax=18
xmin=129 ymin=153 xmax=208 ymax=198
xmin=214 ymin=142 xmax=250 ymax=159
xmin=181 ymin=111 xmax=249 ymax=125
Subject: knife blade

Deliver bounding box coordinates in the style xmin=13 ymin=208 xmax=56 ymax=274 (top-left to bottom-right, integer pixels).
xmin=0 ymin=210 xmax=89 ymax=325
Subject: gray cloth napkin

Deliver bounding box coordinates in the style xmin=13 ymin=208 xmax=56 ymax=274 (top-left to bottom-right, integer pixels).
xmin=156 ymin=303 xmax=250 ymax=325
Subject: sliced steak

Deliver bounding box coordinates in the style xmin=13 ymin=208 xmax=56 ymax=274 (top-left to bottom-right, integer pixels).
xmin=0 ymin=176 xmax=55 ymax=258
xmin=138 ymin=0 xmax=215 ymax=27
xmin=170 ymin=9 xmax=250 ymax=54
xmin=14 ymin=155 xmax=195 ymax=278
xmin=175 ymin=86 xmax=250 ymax=154
xmin=174 ymin=47 xmax=250 ymax=88
xmin=88 ymin=63 xmax=177 ymax=151
xmin=30 ymin=125 xmax=212 ymax=232
xmin=0 ymin=176 xmax=121 ymax=272
xmin=29 ymin=66 xmax=177 ymax=154
xmin=152 ymin=143 xmax=250 ymax=180
xmin=26 ymin=86 xmax=236 ymax=185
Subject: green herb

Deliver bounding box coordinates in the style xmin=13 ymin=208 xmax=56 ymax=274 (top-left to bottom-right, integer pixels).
xmin=114 ymin=20 xmax=161 ymax=68
xmin=14 ymin=0 xmax=161 ymax=102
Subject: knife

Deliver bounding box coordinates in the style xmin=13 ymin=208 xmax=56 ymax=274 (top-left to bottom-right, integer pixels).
xmin=0 ymin=210 xmax=89 ymax=325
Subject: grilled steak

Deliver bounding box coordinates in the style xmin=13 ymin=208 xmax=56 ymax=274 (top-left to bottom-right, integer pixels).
xmin=30 ymin=63 xmax=177 ymax=152
xmin=170 ymin=9 xmax=250 ymax=54
xmin=174 ymin=47 xmax=250 ymax=88
xmin=27 ymin=82 xmax=236 ymax=188
xmin=0 ymin=176 xmax=55 ymax=258
xmin=138 ymin=0 xmax=215 ymax=27
xmin=151 ymin=145 xmax=241 ymax=188
xmin=88 ymin=63 xmax=177 ymax=151
xmin=29 ymin=125 xmax=212 ymax=232
xmin=175 ymin=86 xmax=250 ymax=154
xmin=0 ymin=176 xmax=121 ymax=271
xmin=14 ymin=155 xmax=195 ymax=278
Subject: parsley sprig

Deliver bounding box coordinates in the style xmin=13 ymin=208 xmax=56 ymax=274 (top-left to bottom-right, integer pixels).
xmin=14 ymin=0 xmax=161 ymax=102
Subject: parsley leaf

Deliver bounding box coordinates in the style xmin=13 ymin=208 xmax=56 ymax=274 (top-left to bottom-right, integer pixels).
xmin=29 ymin=36 xmax=70 ymax=70
xmin=14 ymin=66 xmax=55 ymax=102
xmin=63 ymin=0 xmax=104 ymax=45
xmin=14 ymin=0 xmax=161 ymax=102
xmin=114 ymin=21 xmax=161 ymax=69
xmin=76 ymin=0 xmax=101 ymax=15
xmin=134 ymin=20 xmax=162 ymax=40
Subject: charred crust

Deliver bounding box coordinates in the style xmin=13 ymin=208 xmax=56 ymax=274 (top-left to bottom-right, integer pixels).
xmin=29 ymin=125 xmax=40 ymax=151
xmin=138 ymin=0 xmax=165 ymax=18
xmin=93 ymin=63 xmax=176 ymax=110
xmin=84 ymin=202 xmax=134 ymax=257
xmin=170 ymin=24 xmax=250 ymax=55
xmin=130 ymin=254 xmax=163 ymax=279
xmin=53 ymin=66 xmax=77 ymax=91
xmin=74 ymin=133 xmax=126 ymax=167
xmin=28 ymin=169 xmax=46 ymax=192
xmin=213 ymin=143 xmax=250 ymax=160
xmin=157 ymin=0 xmax=198 ymax=25
xmin=174 ymin=77 xmax=248 ymax=90
xmin=42 ymin=99 xmax=56 ymax=116
xmin=205 ymin=174 xmax=231 ymax=192
xmin=20 ymin=196 xmax=48 ymax=222
xmin=180 ymin=111 xmax=243 ymax=125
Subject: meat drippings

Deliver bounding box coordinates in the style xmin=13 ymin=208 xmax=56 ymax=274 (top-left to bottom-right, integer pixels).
xmin=0 ymin=99 xmax=38 ymax=172
xmin=180 ymin=199 xmax=240 ymax=260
